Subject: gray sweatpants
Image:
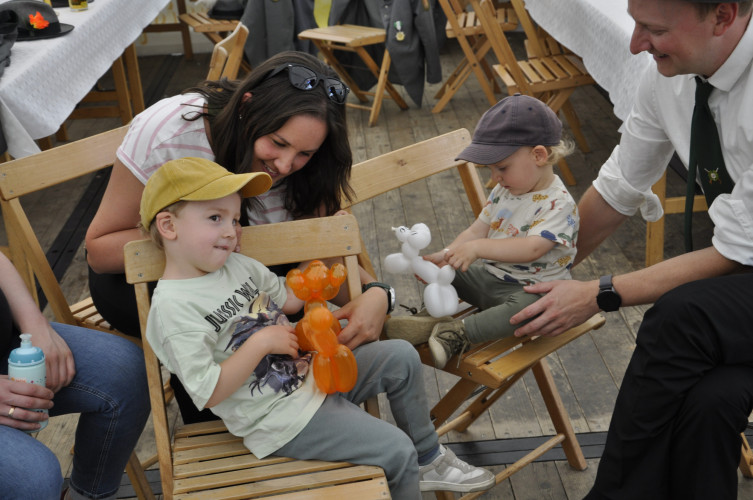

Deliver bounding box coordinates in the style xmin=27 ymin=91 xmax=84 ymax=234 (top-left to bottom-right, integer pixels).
xmin=453 ymin=263 xmax=541 ymax=344
xmin=274 ymin=339 xmax=437 ymax=499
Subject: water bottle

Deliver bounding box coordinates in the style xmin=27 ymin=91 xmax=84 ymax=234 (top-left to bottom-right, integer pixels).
xmin=7 ymin=333 xmax=48 ymax=432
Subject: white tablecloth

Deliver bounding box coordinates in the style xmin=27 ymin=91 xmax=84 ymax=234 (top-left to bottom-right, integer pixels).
xmin=525 ymin=0 xmax=652 ymax=122
xmin=0 ymin=0 xmax=170 ymax=158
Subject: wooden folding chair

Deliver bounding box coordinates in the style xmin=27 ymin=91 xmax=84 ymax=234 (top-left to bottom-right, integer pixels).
xmin=342 ymin=129 xmax=606 ymax=496
xmin=470 ymin=0 xmax=595 ymax=186
xmin=432 ymin=0 xmax=518 ymax=114
xmin=206 ymin=22 xmax=249 ymax=81
xmin=0 ymin=126 xmax=131 ymax=338
xmin=144 ymin=0 xmax=194 ymax=60
xmin=124 ymin=214 xmax=390 ymax=499
xmin=0 ymin=126 xmax=154 ymax=499
xmin=179 ymin=1 xmax=252 ymax=75
xmin=298 ymin=24 xmax=409 ymax=126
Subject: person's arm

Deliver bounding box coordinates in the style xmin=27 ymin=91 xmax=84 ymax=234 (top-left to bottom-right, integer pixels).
xmin=85 ymin=159 xmax=145 ymax=274
xmin=510 ymin=246 xmax=743 ymax=337
xmin=0 ymin=254 xmax=74 ymax=391
xmin=205 ymin=324 xmax=299 ymax=407
xmin=573 ymin=186 xmax=629 ymax=265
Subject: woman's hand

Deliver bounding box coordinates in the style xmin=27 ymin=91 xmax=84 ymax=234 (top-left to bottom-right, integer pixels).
xmin=332 ymin=288 xmax=387 ymax=349
xmin=0 ymin=376 xmax=53 ymax=431
xmin=33 ymin=324 xmax=75 ymax=392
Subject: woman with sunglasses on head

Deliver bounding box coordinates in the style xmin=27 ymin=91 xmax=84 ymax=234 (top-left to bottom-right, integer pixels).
xmin=84 ymin=51 xmax=394 ymax=423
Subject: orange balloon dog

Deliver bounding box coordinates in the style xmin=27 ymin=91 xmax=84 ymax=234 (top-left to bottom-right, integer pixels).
xmin=286 ymin=261 xmax=357 ymax=394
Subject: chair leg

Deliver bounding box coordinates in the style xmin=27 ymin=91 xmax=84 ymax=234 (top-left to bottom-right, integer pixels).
xmin=125 ymin=451 xmax=155 ymax=500
xmin=560 ymin=100 xmax=590 ymax=153
xmin=556 ymin=158 xmax=577 ymax=186
xmin=531 ymin=358 xmax=586 ymax=470
xmin=645 ymin=172 xmax=668 ymax=267
xmin=740 ymin=432 xmax=753 ymax=478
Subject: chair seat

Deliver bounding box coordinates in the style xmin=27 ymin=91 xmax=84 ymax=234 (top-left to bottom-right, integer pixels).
xmin=179 ymin=11 xmax=239 ymax=34
xmin=169 ymin=421 xmax=389 ymax=499
xmin=494 ymin=54 xmax=595 ymax=94
xmin=445 ymin=6 xmax=517 ymax=38
xmin=298 ymin=24 xmax=386 ymax=47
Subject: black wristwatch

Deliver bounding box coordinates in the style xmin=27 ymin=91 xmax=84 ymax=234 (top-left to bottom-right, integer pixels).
xmin=596 ymin=275 xmax=622 ymax=312
xmin=362 ymin=282 xmax=396 ymax=314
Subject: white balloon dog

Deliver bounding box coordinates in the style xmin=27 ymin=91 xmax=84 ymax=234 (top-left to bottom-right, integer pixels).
xmin=383 ymin=223 xmax=459 ymax=318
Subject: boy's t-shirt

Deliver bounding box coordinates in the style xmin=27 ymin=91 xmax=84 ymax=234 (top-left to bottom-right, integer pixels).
xmin=478 ymin=175 xmax=579 ymax=284
xmin=146 ymin=252 xmax=325 ymax=458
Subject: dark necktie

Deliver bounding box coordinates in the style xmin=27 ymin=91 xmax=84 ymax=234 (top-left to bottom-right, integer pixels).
xmin=684 ymin=76 xmax=735 ymax=252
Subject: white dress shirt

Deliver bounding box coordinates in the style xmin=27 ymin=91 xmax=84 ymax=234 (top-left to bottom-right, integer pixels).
xmin=593 ymin=18 xmax=753 ymax=266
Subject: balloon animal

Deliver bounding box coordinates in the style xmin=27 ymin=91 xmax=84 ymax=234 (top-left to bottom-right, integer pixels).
xmin=383 ymin=223 xmax=459 ymax=318
xmin=286 ymin=261 xmax=357 ymax=394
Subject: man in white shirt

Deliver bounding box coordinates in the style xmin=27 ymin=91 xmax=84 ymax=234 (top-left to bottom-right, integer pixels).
xmin=506 ymin=1 xmax=753 ymax=498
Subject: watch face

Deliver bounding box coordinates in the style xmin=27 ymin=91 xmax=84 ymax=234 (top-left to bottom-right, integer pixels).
xmin=597 ymin=291 xmax=621 ymax=312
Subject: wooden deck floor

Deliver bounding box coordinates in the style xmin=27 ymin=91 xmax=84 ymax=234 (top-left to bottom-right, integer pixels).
xmin=3 ymin=34 xmax=751 ymax=499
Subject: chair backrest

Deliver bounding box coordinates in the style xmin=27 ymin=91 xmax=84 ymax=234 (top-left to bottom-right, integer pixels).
xmin=124 ymin=214 xmax=364 ymax=492
xmin=206 ymin=21 xmax=249 ymax=80
xmin=0 ymin=126 xmax=128 ymax=324
xmin=342 ymin=128 xmax=486 ymax=279
xmin=344 ymin=128 xmax=485 ymax=213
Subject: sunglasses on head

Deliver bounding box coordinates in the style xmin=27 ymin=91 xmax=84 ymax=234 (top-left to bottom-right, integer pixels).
xmin=265 ymin=63 xmax=350 ymax=104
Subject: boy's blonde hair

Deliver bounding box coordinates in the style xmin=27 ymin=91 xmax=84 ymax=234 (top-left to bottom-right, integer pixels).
xmin=542 ymin=138 xmax=576 ymax=168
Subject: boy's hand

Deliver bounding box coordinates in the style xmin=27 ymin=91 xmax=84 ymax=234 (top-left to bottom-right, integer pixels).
xmin=445 ymin=243 xmax=477 ymax=272
xmin=255 ymin=325 xmax=300 ymax=358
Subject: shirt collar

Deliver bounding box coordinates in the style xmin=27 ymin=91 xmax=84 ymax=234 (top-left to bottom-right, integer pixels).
xmin=707 ymin=15 xmax=753 ymax=92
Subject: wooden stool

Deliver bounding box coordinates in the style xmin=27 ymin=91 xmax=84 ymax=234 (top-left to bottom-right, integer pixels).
xmin=298 ymin=24 xmax=409 ymax=126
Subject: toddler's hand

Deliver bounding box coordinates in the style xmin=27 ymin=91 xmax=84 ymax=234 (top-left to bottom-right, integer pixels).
xmin=445 ymin=243 xmax=476 ymax=272
xmin=256 ymin=325 xmax=299 ymax=358
xmin=423 ymin=250 xmax=449 ymax=266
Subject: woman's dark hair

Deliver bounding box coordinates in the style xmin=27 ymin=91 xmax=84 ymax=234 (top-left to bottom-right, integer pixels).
xmin=182 ymin=51 xmax=353 ymax=218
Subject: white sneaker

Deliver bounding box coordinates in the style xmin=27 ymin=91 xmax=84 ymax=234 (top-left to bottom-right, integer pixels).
xmin=418 ymin=444 xmax=496 ymax=492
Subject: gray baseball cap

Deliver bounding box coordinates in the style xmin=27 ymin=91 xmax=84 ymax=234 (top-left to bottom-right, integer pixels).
xmin=455 ymin=94 xmax=562 ymax=165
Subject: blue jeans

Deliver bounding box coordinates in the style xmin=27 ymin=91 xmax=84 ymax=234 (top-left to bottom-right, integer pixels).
xmin=0 ymin=323 xmax=150 ymax=500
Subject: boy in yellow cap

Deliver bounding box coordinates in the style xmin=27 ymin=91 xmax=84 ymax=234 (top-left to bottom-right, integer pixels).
xmin=140 ymin=157 xmax=496 ymax=498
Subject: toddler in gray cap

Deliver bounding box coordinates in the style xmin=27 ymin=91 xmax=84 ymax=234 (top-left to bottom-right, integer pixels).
xmin=386 ymin=94 xmax=580 ymax=368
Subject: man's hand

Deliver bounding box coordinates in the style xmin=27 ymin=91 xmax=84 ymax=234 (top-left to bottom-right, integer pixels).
xmin=510 ymin=279 xmax=600 ymax=337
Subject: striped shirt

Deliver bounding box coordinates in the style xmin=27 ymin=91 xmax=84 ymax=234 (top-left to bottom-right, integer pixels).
xmin=118 ymin=93 xmax=292 ymax=225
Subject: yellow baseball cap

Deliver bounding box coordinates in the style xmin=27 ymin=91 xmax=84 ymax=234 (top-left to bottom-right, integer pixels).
xmin=140 ymin=157 xmax=273 ymax=230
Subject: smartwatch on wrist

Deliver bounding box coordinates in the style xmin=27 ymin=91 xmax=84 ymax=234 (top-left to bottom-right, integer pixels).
xmin=362 ymin=282 xmax=396 ymax=314
xmin=596 ymin=275 xmax=622 ymax=312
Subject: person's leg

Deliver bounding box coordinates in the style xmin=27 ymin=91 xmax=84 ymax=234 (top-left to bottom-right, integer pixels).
xmin=341 ymin=339 xmax=495 ymax=493
xmin=0 ymin=425 xmax=63 ymax=498
xmin=586 ymin=274 xmax=753 ymax=500
xmin=50 ymin=324 xmax=150 ymax=500
xmin=345 ymin=339 xmax=437 ymax=457
xmin=275 ymin=394 xmax=421 ymax=499
xmin=461 ymin=288 xmax=540 ymax=343
xmin=669 ymin=364 xmax=753 ymax=500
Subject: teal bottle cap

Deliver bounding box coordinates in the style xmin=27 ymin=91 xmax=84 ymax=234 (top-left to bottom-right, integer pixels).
xmin=8 ymin=333 xmax=44 ymax=365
